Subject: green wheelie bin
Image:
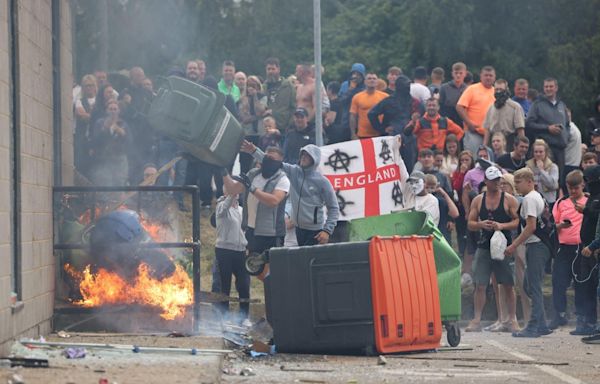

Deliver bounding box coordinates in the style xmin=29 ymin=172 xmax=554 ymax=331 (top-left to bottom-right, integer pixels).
xmin=148 ymin=76 xmax=244 ymax=167
xmin=348 ymin=210 xmax=462 ymax=346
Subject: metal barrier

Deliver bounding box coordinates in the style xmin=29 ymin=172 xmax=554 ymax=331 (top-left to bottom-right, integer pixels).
xmin=52 ymin=185 xmax=201 ymax=333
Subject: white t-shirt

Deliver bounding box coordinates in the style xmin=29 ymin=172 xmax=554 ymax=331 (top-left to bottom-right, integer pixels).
xmin=246 ymin=174 xmax=290 ymax=229
xmin=415 ymin=194 xmax=440 ymax=226
xmin=410 ymin=83 xmax=432 ymax=103
xmin=520 ymin=189 xmax=544 ymax=244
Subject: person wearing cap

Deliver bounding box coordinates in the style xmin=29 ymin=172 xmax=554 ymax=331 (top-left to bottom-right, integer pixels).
xmin=505 ymin=168 xmax=554 ymax=337
xmin=283 ymin=107 xmax=316 ymax=164
xmin=465 ymin=166 xmax=520 ymax=333
xmin=394 ymin=136 xmax=440 ymax=225
xmin=588 ymin=128 xmax=600 ymax=164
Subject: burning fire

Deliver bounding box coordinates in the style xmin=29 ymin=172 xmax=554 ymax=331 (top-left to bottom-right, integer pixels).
xmin=65 ymin=263 xmax=193 ymax=320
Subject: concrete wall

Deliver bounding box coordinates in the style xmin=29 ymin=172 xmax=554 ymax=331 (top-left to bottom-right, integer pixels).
xmin=0 ymin=0 xmax=72 ymax=355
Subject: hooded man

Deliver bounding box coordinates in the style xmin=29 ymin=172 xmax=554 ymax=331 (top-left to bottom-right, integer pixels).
xmin=483 ymin=79 xmax=525 ymax=150
xmin=243 ymin=141 xmax=339 ymax=246
xmin=368 ymin=75 xmax=422 ymax=172
xmin=336 ymin=63 xmax=367 ymax=142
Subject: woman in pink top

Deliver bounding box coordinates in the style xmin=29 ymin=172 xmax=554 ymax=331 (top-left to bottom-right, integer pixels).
xmin=549 ymin=170 xmax=588 ymax=329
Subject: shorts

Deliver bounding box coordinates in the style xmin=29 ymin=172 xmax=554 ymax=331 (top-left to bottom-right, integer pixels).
xmin=472 ymin=248 xmax=515 ymax=286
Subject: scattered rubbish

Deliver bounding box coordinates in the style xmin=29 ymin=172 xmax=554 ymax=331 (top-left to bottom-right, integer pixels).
xmin=249 ymin=350 xmax=268 ymax=358
xmin=167 ymin=331 xmax=186 ymax=338
xmin=280 ymin=366 xmax=333 ymax=373
xmin=377 ymin=355 xmax=387 ymax=365
xmin=4 ymin=357 xmax=49 ymax=368
xmin=454 ymin=364 xmax=480 ymax=368
xmin=99 ymin=379 xmax=109 ymax=384
xmin=8 ymin=373 xmax=25 ymax=384
xmin=240 ymin=367 xmax=256 ymax=376
xmin=222 ymin=333 xmax=251 ymax=348
xmin=20 ymin=339 xmax=231 ymax=355
xmin=0 ymin=359 xmax=11 ymax=368
xmin=63 ymin=347 xmax=86 ymax=359
xmin=94 ymin=369 xmax=106 ymax=373
xmin=386 ymin=355 xmax=568 ymax=366
xmin=298 ymin=380 xmax=326 ymax=383
xmin=57 ymin=331 xmax=71 ymax=338
xmin=251 ymin=341 xmax=271 ymax=354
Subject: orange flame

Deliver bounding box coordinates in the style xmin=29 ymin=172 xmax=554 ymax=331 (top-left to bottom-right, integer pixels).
xmin=65 ymin=263 xmax=193 ymax=320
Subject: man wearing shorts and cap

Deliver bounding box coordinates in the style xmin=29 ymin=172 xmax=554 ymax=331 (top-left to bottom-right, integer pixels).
xmin=466 ymin=166 xmax=520 ymax=332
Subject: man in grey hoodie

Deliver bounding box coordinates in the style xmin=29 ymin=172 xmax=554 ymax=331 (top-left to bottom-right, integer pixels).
xmin=242 ymin=141 xmax=340 ymax=246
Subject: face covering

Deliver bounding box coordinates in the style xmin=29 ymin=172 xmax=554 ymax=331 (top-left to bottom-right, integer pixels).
xmin=408 ymin=179 xmax=425 ymax=195
xmin=494 ymin=90 xmax=510 ymax=108
xmin=261 ymin=156 xmax=282 ymax=178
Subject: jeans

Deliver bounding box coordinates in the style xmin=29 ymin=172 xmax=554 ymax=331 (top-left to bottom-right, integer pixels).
xmin=552 ymin=244 xmax=578 ymax=315
xmin=296 ymin=228 xmax=322 ymax=246
xmin=215 ymin=247 xmax=251 ymax=319
xmin=525 ymin=242 xmax=550 ymax=329
xmin=574 ymin=250 xmax=599 ymax=324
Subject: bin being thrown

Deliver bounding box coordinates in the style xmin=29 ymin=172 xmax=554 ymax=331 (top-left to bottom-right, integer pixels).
xmin=148 ymin=76 xmax=245 ymax=167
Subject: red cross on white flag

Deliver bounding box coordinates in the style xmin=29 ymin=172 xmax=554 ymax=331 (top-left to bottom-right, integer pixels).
xmin=319 ymin=137 xmax=404 ymax=220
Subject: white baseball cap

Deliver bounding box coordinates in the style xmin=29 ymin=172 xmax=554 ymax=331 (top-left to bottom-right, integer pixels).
xmin=485 ymin=166 xmax=502 ymax=181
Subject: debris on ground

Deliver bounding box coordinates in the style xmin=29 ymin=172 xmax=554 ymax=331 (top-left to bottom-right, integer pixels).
xmin=377 ymin=355 xmax=387 ymax=365
xmin=57 ymin=331 xmax=71 ymax=338
xmin=240 ymin=367 xmax=256 ymax=376
xmin=63 ymin=347 xmax=86 ymax=359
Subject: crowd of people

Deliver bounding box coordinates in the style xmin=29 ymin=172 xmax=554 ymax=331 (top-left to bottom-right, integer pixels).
xmin=72 ymin=58 xmax=600 ymax=338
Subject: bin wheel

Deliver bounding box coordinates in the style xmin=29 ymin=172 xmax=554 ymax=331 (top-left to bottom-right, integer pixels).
xmin=445 ymin=322 xmax=461 ymax=347
xmin=245 ymin=252 xmax=266 ymax=276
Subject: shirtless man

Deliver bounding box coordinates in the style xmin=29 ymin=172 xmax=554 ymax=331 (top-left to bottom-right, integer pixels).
xmin=295 ymin=64 xmax=317 ymax=122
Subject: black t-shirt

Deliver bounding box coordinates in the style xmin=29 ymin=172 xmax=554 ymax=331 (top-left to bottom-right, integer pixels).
xmin=496 ymin=153 xmax=526 ymax=173
xmin=325 ymin=98 xmax=350 ymax=144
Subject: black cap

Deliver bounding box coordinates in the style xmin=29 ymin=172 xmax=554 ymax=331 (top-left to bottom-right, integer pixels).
xmin=592 ymin=128 xmax=600 ymax=137
xmin=294 ymin=107 xmax=308 ymax=117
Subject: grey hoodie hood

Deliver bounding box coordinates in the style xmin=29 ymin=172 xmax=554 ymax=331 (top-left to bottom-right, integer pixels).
xmin=300 ymin=144 xmax=321 ymax=171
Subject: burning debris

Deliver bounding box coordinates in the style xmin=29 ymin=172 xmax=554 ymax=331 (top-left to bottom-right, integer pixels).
xmin=64 ymin=263 xmax=192 ymax=320
xmin=62 ymin=208 xmax=193 ymax=321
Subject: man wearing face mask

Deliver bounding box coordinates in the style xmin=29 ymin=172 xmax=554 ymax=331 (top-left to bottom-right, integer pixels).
xmin=242 ymin=141 xmax=339 ymax=246
xmin=483 ymin=79 xmax=525 ymax=150
xmin=394 ymin=136 xmax=440 ymax=225
xmin=368 ymin=75 xmax=422 ymax=172
xmin=222 ymin=147 xmax=290 ymax=255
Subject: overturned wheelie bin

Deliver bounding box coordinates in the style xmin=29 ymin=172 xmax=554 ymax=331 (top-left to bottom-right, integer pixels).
xmin=348 ymin=210 xmax=462 ymax=347
xmin=148 ymin=76 xmax=244 ymax=167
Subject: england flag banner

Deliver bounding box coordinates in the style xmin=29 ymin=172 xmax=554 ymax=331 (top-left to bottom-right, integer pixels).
xmin=318 ymin=137 xmax=403 ymax=220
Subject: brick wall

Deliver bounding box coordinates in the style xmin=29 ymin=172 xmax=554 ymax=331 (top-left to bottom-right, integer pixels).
xmin=0 ymin=0 xmax=72 ymax=355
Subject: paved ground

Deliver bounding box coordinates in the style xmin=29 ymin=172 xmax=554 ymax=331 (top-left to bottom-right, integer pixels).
xmin=222 ymin=326 xmax=600 ymax=384
xmin=1 ymin=325 xmax=599 ymax=383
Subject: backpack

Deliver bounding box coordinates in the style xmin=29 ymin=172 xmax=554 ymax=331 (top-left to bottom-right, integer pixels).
xmin=517 ymin=196 xmax=558 ymax=254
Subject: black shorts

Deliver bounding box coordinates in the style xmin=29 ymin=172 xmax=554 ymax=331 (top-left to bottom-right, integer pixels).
xmin=472 ymin=248 xmax=515 ymax=286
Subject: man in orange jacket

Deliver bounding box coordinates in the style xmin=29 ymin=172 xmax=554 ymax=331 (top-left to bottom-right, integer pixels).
xmin=406 ymin=98 xmax=464 ymax=152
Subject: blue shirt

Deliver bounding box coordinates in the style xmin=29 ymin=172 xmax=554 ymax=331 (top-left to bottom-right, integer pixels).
xmin=512 ymin=96 xmax=531 ymax=116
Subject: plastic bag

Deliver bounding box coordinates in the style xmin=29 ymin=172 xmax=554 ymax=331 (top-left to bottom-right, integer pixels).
xmin=490 ymin=231 xmax=507 ymax=261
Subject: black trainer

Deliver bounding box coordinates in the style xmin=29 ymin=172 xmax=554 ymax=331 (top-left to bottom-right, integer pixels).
xmin=581 ymin=332 xmax=600 ymax=344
